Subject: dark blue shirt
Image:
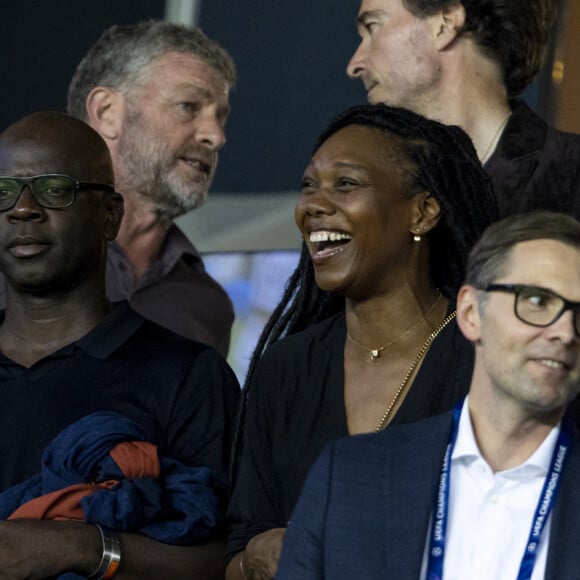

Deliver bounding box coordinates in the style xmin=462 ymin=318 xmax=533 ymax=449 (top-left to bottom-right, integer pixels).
xmin=0 ymin=301 xmax=240 ymax=499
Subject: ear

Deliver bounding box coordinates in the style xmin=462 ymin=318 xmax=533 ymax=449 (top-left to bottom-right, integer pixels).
xmin=410 ymin=191 xmax=441 ymax=238
xmin=456 ymin=284 xmax=482 ymax=343
xmin=86 ymin=87 xmax=125 ymax=142
xmin=103 ymin=192 xmax=124 ymax=241
xmin=429 ymin=2 xmax=466 ymax=51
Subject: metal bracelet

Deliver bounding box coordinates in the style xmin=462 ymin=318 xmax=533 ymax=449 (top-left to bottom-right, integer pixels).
xmin=88 ymin=524 xmax=122 ymax=580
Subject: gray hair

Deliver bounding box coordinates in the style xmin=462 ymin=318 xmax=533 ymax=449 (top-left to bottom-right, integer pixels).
xmin=67 ymin=20 xmax=236 ymax=121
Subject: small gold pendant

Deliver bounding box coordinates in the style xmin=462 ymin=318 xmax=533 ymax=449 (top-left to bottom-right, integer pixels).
xmin=367 ymin=350 xmax=380 ymax=364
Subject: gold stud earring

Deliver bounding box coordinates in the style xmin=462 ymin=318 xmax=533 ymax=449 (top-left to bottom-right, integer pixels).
xmin=413 ymin=232 xmax=421 ymax=242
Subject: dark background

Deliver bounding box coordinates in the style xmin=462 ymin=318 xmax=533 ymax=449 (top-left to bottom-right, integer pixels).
xmin=1 ymin=0 xmax=365 ymax=194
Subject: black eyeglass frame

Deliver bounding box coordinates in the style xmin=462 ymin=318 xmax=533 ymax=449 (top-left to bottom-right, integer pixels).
xmin=483 ymin=283 xmax=580 ymax=337
xmin=0 ymin=174 xmax=115 ymax=210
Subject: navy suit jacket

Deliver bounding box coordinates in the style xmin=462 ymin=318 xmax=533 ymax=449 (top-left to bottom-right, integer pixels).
xmin=276 ymin=412 xmax=580 ymax=580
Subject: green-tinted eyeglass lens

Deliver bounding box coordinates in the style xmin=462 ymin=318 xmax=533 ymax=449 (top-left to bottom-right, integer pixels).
xmin=34 ymin=176 xmax=75 ymax=204
xmin=0 ymin=175 xmax=76 ymax=209
xmin=0 ymin=180 xmax=22 ymax=206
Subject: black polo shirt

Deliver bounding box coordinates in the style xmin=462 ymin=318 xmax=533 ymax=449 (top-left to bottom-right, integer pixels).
xmin=0 ymin=301 xmax=240 ymax=497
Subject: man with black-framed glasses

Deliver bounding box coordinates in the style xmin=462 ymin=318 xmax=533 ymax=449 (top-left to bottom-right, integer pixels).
xmin=277 ymin=210 xmax=580 ymax=580
xmin=0 ymin=174 xmax=116 ymax=211
xmin=481 ymin=284 xmax=580 ymax=339
xmin=0 ymin=111 xmax=239 ymax=579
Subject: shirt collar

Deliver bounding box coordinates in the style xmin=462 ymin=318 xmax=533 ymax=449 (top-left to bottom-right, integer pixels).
xmin=0 ymin=301 xmax=144 ymax=366
xmin=160 ymin=224 xmax=202 ymax=266
xmin=452 ymin=396 xmax=560 ymax=476
xmin=108 ymin=224 xmax=201 ymax=273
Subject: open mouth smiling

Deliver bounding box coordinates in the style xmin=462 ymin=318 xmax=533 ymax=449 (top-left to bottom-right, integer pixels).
xmin=308 ymin=230 xmax=353 ymax=261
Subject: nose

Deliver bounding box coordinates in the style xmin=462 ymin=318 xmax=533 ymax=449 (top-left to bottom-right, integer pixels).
xmin=546 ymin=309 xmax=578 ymax=345
xmin=295 ymin=188 xmax=335 ymax=225
xmin=195 ymin=107 xmax=226 ymax=151
xmin=6 ymin=187 xmax=46 ymax=222
xmin=347 ymin=41 xmax=367 ymax=79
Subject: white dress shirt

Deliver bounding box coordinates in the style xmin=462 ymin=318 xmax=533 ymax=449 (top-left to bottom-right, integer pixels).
xmin=421 ymin=398 xmax=559 ymax=580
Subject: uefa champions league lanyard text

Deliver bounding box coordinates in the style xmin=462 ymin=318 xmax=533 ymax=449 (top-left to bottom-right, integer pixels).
xmin=426 ymin=401 xmax=572 ymax=580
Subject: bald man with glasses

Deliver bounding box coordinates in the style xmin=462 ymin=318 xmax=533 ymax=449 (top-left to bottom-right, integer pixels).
xmin=278 ymin=211 xmax=580 ymax=580
xmin=0 ymin=111 xmax=239 ymax=580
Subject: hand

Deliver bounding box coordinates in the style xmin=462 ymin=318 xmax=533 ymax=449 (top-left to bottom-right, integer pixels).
xmin=0 ymin=519 xmax=100 ymax=579
xmin=242 ymin=527 xmax=286 ymax=580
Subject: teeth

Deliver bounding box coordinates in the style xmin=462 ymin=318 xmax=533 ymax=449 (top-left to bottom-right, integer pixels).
xmin=309 ymin=231 xmax=352 ymax=243
xmin=540 ymin=359 xmax=564 ymax=369
xmin=182 ymin=158 xmax=205 ymax=170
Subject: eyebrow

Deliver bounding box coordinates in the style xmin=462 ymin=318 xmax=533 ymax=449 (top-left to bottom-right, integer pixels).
xmin=356 ymin=9 xmax=386 ymax=29
xmin=176 ymin=83 xmax=231 ymax=120
xmin=334 ymin=161 xmax=366 ymax=170
xmin=304 ymin=160 xmax=366 ymax=173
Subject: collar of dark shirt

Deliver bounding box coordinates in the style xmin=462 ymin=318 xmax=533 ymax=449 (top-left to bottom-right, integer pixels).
xmin=0 ymin=301 xmax=144 ymax=366
xmin=109 ymin=224 xmax=201 ymax=270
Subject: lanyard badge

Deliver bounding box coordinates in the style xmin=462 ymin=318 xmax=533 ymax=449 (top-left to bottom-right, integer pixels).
xmin=426 ymin=401 xmax=572 ymax=580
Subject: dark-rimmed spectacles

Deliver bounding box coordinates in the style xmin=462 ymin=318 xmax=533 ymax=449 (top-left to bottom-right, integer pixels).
xmin=484 ymin=283 xmax=580 ymax=337
xmin=0 ymin=174 xmax=115 ymax=210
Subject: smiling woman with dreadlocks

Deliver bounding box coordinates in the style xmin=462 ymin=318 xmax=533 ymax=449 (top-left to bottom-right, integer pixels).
xmin=226 ymin=104 xmax=499 ymax=580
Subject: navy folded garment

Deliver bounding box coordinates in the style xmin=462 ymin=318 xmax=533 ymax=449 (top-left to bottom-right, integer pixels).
xmin=0 ymin=411 xmax=222 ymax=545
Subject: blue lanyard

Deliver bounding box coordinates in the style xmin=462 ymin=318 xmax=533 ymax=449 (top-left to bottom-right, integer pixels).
xmin=426 ymin=401 xmax=572 ymax=580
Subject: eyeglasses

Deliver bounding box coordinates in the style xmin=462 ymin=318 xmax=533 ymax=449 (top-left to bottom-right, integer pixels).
xmin=0 ymin=174 xmax=115 ymax=210
xmin=484 ymin=283 xmax=580 ymax=337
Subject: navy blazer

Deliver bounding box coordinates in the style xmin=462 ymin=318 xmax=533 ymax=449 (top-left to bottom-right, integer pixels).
xmin=277 ymin=412 xmax=580 ymax=580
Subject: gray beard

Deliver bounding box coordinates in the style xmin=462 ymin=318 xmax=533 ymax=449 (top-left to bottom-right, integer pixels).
xmin=146 ymin=171 xmax=208 ymax=225
xmin=116 ymin=108 xmax=210 ymax=223
xmin=116 ymin=157 xmax=208 ymax=224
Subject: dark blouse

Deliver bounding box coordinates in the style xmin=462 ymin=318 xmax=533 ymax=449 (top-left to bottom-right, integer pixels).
xmin=226 ymin=309 xmax=473 ymax=559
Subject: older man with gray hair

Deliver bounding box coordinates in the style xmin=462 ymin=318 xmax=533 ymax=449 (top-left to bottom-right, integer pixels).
xmin=66 ymin=20 xmax=236 ymax=356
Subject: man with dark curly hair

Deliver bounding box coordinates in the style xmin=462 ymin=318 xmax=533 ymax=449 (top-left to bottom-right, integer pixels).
xmin=347 ymin=0 xmax=580 ymax=218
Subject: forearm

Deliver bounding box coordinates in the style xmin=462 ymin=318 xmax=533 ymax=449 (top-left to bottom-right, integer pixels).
xmin=0 ymin=520 xmax=226 ymax=580
xmin=116 ymin=534 xmax=226 ymax=580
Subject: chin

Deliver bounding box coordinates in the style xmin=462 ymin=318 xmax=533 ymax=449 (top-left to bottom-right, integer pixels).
xmin=313 ymin=274 xmax=349 ymax=296
xmin=366 ymin=85 xmax=391 ymax=106
xmin=153 ymin=180 xmax=208 ymax=219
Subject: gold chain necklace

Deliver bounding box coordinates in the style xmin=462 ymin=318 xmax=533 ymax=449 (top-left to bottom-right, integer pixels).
xmin=347 ymin=292 xmax=442 ymax=364
xmin=374 ymin=311 xmax=456 ymax=432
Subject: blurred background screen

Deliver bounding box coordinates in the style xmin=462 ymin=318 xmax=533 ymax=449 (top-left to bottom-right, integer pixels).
xmin=204 ymin=250 xmax=300 ymax=384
